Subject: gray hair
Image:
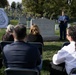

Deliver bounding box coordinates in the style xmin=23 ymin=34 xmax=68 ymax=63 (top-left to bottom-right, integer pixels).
xmin=6 ymin=24 xmax=14 ymax=32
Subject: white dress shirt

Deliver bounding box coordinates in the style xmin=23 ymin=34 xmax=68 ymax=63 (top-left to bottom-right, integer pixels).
xmin=53 ymin=41 xmax=76 ymax=74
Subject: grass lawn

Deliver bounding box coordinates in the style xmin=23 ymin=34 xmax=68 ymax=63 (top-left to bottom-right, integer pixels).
xmin=41 ymin=41 xmax=66 ymax=75
xmin=0 ymin=20 xmax=68 ymax=75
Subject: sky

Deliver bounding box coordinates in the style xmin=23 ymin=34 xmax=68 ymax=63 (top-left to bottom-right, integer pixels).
xmin=7 ymin=0 xmax=22 ymax=5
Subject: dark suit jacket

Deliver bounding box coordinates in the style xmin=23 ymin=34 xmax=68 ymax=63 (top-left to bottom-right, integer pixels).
xmin=3 ymin=41 xmax=41 ymax=69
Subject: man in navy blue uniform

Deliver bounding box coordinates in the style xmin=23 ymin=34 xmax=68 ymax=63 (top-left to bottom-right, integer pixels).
xmin=3 ymin=25 xmax=41 ymax=71
xmin=58 ymin=11 xmax=69 ymax=40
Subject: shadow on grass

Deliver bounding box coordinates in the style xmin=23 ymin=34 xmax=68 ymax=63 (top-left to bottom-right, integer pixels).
xmin=42 ymin=59 xmax=50 ymax=72
xmin=43 ymin=44 xmax=61 ymax=51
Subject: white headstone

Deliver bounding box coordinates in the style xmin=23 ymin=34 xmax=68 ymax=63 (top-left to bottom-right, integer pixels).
xmin=68 ymin=23 xmax=71 ymax=28
xmin=30 ymin=18 xmax=59 ymax=41
xmin=27 ymin=21 xmax=30 ymax=28
xmin=55 ymin=24 xmax=59 ymax=30
xmin=19 ymin=16 xmax=26 ymax=25
xmin=0 ymin=8 xmax=8 ymax=28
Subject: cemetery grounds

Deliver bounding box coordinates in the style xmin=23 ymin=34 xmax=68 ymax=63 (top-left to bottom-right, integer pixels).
xmin=0 ymin=20 xmax=68 ymax=75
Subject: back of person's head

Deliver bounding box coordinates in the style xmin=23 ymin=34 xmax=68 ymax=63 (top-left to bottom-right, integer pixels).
xmin=30 ymin=24 xmax=40 ymax=35
xmin=67 ymin=26 xmax=76 ymax=41
xmin=2 ymin=32 xmax=14 ymax=41
xmin=6 ymin=24 xmax=14 ymax=33
xmin=13 ymin=25 xmax=27 ymax=40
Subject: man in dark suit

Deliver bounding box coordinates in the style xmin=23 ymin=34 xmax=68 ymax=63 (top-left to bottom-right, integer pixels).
xmin=58 ymin=11 xmax=69 ymax=40
xmin=2 ymin=25 xmax=41 ymax=70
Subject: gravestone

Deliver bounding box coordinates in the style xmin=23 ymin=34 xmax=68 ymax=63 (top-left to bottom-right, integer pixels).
xmin=19 ymin=15 xmax=26 ymax=25
xmin=73 ymin=22 xmax=76 ymax=25
xmin=55 ymin=24 xmax=59 ymax=30
xmin=0 ymin=8 xmax=8 ymax=28
xmin=68 ymin=23 xmax=71 ymax=27
xmin=27 ymin=16 xmax=32 ymax=28
xmin=27 ymin=21 xmax=30 ymax=28
xmin=30 ymin=18 xmax=59 ymax=41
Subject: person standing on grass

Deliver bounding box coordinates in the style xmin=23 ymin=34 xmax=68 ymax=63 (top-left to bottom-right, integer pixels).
xmin=58 ymin=10 xmax=69 ymax=40
xmin=50 ymin=25 xmax=76 ymax=75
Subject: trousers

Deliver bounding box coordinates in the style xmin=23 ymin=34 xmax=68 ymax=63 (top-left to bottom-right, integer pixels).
xmin=49 ymin=62 xmax=67 ymax=75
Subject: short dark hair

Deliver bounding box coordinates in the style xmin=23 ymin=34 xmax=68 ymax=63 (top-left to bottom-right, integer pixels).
xmin=14 ymin=25 xmax=27 ymax=40
xmin=68 ymin=26 xmax=76 ymax=41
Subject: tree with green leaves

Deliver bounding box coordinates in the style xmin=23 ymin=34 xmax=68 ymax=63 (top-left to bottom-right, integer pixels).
xmin=22 ymin=0 xmax=50 ymax=17
xmin=17 ymin=2 xmax=22 ymax=11
xmin=0 ymin=0 xmax=9 ymax=8
xmin=16 ymin=2 xmax=23 ymax=17
xmin=22 ymin=0 xmax=76 ymax=19
xmin=11 ymin=1 xmax=16 ymax=10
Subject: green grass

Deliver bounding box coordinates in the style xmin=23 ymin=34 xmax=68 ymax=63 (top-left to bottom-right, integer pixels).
xmin=41 ymin=41 xmax=65 ymax=75
xmin=0 ymin=20 xmax=68 ymax=75
xmin=10 ymin=20 xmax=18 ymax=25
xmin=0 ymin=29 xmax=6 ymax=41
